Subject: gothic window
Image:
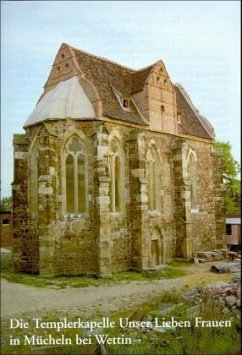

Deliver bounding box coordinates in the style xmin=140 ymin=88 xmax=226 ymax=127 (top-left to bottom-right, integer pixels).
xmin=64 ymin=136 xmax=87 ymax=214
xmin=108 ymin=139 xmax=123 ymax=213
xmin=188 ymin=151 xmax=198 ymax=210
xmin=146 ymin=145 xmax=159 ymax=211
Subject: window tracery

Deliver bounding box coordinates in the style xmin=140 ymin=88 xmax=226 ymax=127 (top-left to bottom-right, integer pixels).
xmin=146 ymin=144 xmax=160 ymax=212
xmin=187 ymin=150 xmax=198 ymax=210
xmin=108 ymin=138 xmax=123 ymax=213
xmin=63 ymin=135 xmax=87 ymax=214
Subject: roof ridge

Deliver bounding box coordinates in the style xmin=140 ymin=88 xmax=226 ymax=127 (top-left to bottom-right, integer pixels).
xmin=67 ymin=43 xmax=135 ymax=72
xmin=131 ymin=64 xmax=154 ymax=74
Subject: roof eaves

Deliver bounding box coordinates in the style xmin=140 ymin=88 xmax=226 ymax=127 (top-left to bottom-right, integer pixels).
xmin=131 ymin=97 xmax=150 ymax=125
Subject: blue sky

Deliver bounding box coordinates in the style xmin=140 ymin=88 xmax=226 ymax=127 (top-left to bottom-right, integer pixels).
xmin=1 ymin=1 xmax=240 ymax=197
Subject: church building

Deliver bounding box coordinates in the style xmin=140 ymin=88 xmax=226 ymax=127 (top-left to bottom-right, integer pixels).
xmin=12 ymin=43 xmax=225 ymax=276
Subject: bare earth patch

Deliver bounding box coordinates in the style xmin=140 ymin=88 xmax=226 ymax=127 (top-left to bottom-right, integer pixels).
xmin=1 ymin=262 xmax=237 ymax=319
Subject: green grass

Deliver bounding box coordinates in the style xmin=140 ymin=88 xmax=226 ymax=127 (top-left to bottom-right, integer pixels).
xmin=168 ymin=260 xmax=192 ymax=268
xmin=1 ymin=290 xmax=240 ymax=355
xmin=1 ymin=259 xmax=189 ymax=289
xmin=142 ymin=267 xmax=188 ymax=279
xmin=0 ymin=258 xmax=12 ymax=270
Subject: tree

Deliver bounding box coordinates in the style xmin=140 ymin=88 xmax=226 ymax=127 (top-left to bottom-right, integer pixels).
xmin=214 ymin=141 xmax=241 ymax=213
xmin=0 ymin=196 xmax=12 ymax=211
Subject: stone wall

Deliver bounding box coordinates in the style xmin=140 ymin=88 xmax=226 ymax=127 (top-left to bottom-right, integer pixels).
xmin=37 ymin=121 xmax=98 ymax=276
xmin=12 ymin=134 xmax=39 ymax=273
xmin=12 ymin=118 xmax=225 ymax=276
xmin=188 ymin=142 xmax=226 ymax=252
xmin=170 ymin=137 xmax=225 ymax=259
xmin=189 ymin=140 xmax=218 ymax=252
xmin=110 ymin=214 xmax=131 ymax=272
xmin=53 ymin=218 xmax=98 ymax=275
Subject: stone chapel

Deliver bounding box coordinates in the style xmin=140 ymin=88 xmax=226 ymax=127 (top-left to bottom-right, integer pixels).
xmin=12 ymin=43 xmax=225 ymax=277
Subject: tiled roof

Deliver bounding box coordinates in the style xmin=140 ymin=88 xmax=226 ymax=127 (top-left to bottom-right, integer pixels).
xmin=175 ymin=84 xmax=214 ymax=140
xmin=72 ymin=48 xmax=146 ymax=125
xmin=72 ymin=47 xmax=214 ymax=139
xmin=27 ymin=43 xmax=215 ymax=139
xmin=131 ymin=65 xmax=154 ymax=94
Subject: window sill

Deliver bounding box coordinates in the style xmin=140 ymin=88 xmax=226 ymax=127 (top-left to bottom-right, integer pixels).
xmin=122 ymin=107 xmax=131 ymax=113
xmin=148 ymin=210 xmax=161 ymax=217
xmin=191 ymin=208 xmax=199 ymax=214
xmin=110 ymin=211 xmax=125 ymax=218
xmin=64 ymin=213 xmax=89 ymax=219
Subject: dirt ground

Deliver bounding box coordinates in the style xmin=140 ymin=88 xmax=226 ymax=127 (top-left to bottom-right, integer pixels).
xmin=1 ymin=262 xmax=237 ymax=319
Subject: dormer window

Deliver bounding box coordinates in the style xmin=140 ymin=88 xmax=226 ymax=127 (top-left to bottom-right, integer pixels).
xmin=122 ymin=99 xmax=129 ymax=109
xmin=111 ymin=84 xmax=131 ymax=112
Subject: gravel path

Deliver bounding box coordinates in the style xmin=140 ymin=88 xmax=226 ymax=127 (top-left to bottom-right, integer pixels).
xmin=1 ymin=278 xmax=184 ymax=319
xmin=1 ymin=262 xmax=235 ymax=319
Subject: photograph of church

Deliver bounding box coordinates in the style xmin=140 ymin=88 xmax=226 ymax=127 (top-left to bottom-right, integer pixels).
xmin=12 ymin=43 xmax=225 ymax=277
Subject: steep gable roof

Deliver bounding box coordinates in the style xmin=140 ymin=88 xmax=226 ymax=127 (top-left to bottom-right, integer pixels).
xmin=175 ymin=84 xmax=214 ymax=140
xmin=29 ymin=43 xmax=214 ymax=140
xmin=72 ymin=46 xmax=146 ymax=125
xmin=131 ymin=65 xmax=154 ymax=94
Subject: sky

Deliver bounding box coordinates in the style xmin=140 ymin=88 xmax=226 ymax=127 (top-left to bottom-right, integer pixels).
xmin=1 ymin=1 xmax=241 ymax=197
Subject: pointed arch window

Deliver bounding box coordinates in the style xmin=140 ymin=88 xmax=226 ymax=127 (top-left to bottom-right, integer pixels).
xmin=108 ymin=139 xmax=123 ymax=213
xmin=188 ymin=152 xmax=198 ymax=210
xmin=146 ymin=145 xmax=160 ymax=211
xmin=64 ymin=136 xmax=87 ymax=214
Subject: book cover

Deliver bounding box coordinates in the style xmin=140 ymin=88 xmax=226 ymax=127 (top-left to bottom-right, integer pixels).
xmin=1 ymin=1 xmax=240 ymax=354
